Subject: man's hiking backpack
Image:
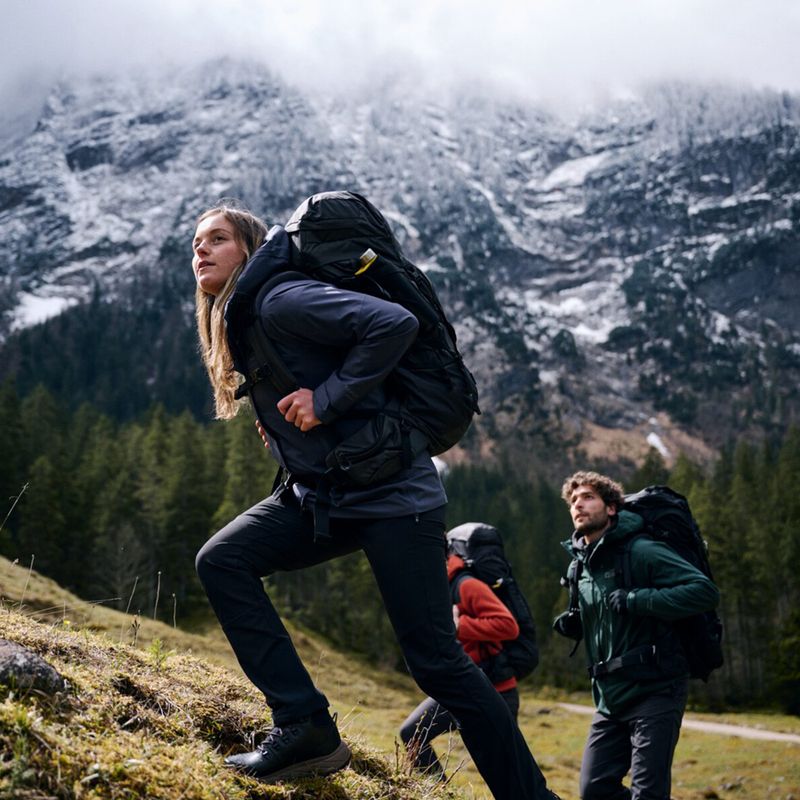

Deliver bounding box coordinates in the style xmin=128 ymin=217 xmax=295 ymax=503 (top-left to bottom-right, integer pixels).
xmin=558 ymin=485 xmax=723 ymax=682
xmin=621 ymin=485 xmax=724 ymax=681
xmin=447 ymin=522 xmax=540 ymax=682
xmin=234 ymin=191 xmax=480 ymax=487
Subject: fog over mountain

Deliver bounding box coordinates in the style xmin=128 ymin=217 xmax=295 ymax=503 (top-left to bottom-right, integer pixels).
xmin=4 ymin=0 xmax=800 ymax=118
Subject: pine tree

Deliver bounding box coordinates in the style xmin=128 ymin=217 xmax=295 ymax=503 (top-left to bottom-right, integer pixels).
xmin=59 ymin=404 xmax=112 ymax=595
xmin=130 ymin=407 xmax=172 ymax=612
xmin=211 ymin=412 xmax=277 ymax=530
xmin=628 ymin=446 xmax=670 ymax=490
xmin=667 ymin=453 xmax=705 ymax=495
xmin=86 ymin=421 xmax=150 ymax=611
xmin=157 ymin=411 xmax=219 ymax=616
xmin=16 ymin=387 xmax=73 ymax=586
xmin=773 ymin=426 xmax=800 ymax=617
xmin=20 ymin=384 xmax=63 ymax=467
xmin=0 ymin=380 xmax=25 ymax=554
xmin=16 ymin=455 xmax=69 ymax=583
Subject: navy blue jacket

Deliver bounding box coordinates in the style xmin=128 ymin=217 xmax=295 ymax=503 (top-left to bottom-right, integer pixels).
xmin=224 ymin=226 xmax=446 ymax=518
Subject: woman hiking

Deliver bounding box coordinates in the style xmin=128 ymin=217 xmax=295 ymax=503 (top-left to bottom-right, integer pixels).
xmin=190 ymin=199 xmax=558 ymax=800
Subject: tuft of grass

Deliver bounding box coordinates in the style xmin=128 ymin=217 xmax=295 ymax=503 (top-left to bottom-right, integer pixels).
xmin=146 ymin=638 xmax=174 ymax=672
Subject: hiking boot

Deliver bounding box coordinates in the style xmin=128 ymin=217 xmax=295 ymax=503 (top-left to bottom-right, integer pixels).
xmin=225 ymin=714 xmax=351 ymax=783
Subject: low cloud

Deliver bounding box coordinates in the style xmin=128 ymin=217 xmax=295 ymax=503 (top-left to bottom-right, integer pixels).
xmin=4 ymin=0 xmax=800 ymax=106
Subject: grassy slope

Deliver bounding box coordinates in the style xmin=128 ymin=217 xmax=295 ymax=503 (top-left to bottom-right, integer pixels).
xmin=1 ymin=556 xmax=798 ymax=800
xmin=0 ymin=557 xmax=457 ymax=800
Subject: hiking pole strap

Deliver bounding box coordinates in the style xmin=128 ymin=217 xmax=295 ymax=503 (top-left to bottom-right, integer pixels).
xmin=589 ymin=644 xmax=658 ymax=678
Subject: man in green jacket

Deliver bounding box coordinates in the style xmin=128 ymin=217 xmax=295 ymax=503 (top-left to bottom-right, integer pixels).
xmin=558 ymin=471 xmax=719 ymax=800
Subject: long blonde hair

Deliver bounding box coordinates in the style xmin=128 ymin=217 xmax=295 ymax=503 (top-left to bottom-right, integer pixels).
xmin=193 ymin=203 xmax=268 ymax=419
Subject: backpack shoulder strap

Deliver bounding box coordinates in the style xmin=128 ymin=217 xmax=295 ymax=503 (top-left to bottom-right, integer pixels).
xmin=557 ymin=558 xmax=583 ymax=657
xmin=566 ymin=558 xmax=582 ymax=612
xmin=233 ymin=271 xmax=308 ymax=400
xmin=614 ymin=531 xmax=651 ymax=589
xmin=450 ymin=569 xmax=474 ymax=606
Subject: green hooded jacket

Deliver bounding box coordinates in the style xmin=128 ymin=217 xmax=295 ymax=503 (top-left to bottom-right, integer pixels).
xmin=562 ymin=510 xmax=720 ymax=715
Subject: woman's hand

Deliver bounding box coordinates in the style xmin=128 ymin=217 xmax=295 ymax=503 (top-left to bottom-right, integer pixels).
xmin=277 ymin=388 xmax=322 ymax=432
xmin=452 ymin=604 xmax=460 ymax=631
xmin=254 ymin=420 xmax=270 ymax=449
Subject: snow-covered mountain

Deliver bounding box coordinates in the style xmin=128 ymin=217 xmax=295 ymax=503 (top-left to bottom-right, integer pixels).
xmin=2 ymin=60 xmax=799 ymax=471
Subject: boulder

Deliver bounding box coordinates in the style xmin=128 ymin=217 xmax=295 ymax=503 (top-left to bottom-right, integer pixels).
xmin=0 ymin=639 xmax=69 ymax=696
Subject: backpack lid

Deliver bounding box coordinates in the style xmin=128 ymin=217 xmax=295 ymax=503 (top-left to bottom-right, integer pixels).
xmin=446 ymin=522 xmax=503 ymax=560
xmin=284 ymin=191 xmax=403 ymax=270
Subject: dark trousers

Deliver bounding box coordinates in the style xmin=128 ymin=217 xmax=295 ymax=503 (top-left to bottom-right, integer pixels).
xmin=579 ymin=681 xmax=688 ymax=800
xmin=195 ymin=491 xmax=552 ymax=800
xmin=400 ymin=687 xmax=520 ymax=779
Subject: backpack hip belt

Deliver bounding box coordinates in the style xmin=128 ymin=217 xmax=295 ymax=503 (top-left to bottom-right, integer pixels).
xmin=589 ymin=644 xmax=658 ymax=678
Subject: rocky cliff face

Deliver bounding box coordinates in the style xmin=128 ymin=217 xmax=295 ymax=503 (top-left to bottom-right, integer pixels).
xmin=2 ymin=60 xmax=798 ymax=472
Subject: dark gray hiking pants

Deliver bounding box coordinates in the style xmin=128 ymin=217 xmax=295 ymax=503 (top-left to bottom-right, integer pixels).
xmin=196 ymin=490 xmax=554 ymax=800
xmin=579 ymin=681 xmax=689 ymax=800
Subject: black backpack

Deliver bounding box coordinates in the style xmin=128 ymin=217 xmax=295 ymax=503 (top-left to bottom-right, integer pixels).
xmin=447 ymin=523 xmax=539 ymax=682
xmin=557 ymin=485 xmax=723 ymax=682
xmin=234 ymin=191 xmax=480 ymax=487
xmin=620 ymin=485 xmax=724 ymax=682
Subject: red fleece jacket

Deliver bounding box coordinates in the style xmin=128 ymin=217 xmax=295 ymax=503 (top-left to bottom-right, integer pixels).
xmin=448 ymin=554 xmax=519 ymax=692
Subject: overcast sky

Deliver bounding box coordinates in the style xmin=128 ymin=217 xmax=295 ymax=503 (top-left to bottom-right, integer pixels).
xmin=4 ymin=0 xmax=800 ymax=107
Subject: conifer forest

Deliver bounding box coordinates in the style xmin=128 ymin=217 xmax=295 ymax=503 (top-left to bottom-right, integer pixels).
xmin=1 ymin=380 xmax=798 ymax=714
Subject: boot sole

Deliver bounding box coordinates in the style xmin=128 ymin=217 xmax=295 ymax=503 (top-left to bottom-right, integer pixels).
xmin=257 ymin=740 xmax=352 ymax=783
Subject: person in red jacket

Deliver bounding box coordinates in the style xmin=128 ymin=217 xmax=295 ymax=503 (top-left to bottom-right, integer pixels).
xmin=399 ymin=545 xmax=521 ymax=780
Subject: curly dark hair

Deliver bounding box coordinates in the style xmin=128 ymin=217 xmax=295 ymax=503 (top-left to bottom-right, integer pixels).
xmin=561 ymin=471 xmax=624 ymax=510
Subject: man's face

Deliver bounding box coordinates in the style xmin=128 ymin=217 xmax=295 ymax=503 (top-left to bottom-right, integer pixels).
xmin=568 ymin=483 xmax=616 ymax=537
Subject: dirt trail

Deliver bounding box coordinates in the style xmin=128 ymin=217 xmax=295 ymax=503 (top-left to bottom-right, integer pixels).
xmin=558 ymin=702 xmax=800 ymax=743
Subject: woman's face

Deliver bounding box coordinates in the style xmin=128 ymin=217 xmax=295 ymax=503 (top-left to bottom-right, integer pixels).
xmin=192 ymin=213 xmax=247 ymax=296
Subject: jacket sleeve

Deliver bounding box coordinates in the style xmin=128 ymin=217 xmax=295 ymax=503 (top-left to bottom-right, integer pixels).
xmin=626 ymin=539 xmax=720 ymax=621
xmin=261 ymin=280 xmax=419 ymax=422
xmin=456 ymin=577 xmax=520 ymax=644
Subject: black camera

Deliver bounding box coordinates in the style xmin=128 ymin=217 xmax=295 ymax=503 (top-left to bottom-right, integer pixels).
xmin=552 ymin=609 xmax=583 ymax=641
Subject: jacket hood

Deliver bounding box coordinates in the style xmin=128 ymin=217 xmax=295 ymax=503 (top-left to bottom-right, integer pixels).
xmin=235 ymin=224 xmax=291 ymax=296
xmin=561 ymin=509 xmax=644 ymax=559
